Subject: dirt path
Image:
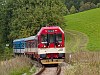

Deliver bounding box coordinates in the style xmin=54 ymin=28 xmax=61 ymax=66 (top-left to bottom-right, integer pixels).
xmin=65 ymin=29 xmax=88 ymax=52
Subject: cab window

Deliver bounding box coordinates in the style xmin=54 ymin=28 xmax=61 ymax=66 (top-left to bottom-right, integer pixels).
xmin=56 ymin=34 xmax=62 ymax=43
xmin=41 ymin=34 xmax=47 ymax=43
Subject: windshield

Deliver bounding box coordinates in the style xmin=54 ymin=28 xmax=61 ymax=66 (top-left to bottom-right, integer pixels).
xmin=49 ymin=34 xmax=54 ymax=43
xmin=56 ymin=34 xmax=62 ymax=43
xmin=41 ymin=33 xmax=62 ymax=44
xmin=41 ymin=34 xmax=54 ymax=43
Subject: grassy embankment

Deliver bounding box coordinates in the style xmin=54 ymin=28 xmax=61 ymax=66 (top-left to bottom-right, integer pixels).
xmin=65 ymin=8 xmax=100 ymax=51
xmin=65 ymin=51 xmax=100 ymax=75
xmin=64 ymin=8 xmax=100 ymax=75
xmin=0 ymin=56 xmax=36 ymax=75
xmin=65 ymin=30 xmax=88 ymax=52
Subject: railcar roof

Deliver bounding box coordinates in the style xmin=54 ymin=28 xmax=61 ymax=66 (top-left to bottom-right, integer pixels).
xmin=13 ymin=38 xmax=26 ymax=42
xmin=37 ymin=26 xmax=64 ymax=35
xmin=41 ymin=26 xmax=60 ymax=29
xmin=13 ymin=36 xmax=36 ymax=42
xmin=25 ymin=36 xmax=36 ymax=41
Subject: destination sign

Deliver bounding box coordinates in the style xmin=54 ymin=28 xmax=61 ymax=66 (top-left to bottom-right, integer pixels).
xmin=48 ymin=30 xmax=54 ymax=32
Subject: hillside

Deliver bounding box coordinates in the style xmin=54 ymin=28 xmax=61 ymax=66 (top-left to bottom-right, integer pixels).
xmin=64 ymin=8 xmax=100 ymax=51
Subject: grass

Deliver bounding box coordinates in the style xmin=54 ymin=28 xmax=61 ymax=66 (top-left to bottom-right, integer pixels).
xmin=10 ymin=66 xmax=30 ymax=75
xmin=64 ymin=8 xmax=100 ymax=75
xmin=10 ymin=66 xmax=36 ymax=75
xmin=65 ymin=62 xmax=100 ymax=75
xmin=65 ymin=51 xmax=100 ymax=75
xmin=65 ymin=30 xmax=88 ymax=52
xmin=64 ymin=8 xmax=100 ymax=51
xmin=0 ymin=56 xmax=36 ymax=75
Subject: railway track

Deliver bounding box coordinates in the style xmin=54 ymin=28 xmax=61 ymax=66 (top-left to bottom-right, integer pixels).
xmin=35 ymin=65 xmax=61 ymax=75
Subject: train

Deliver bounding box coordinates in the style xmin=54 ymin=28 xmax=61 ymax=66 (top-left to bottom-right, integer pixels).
xmin=13 ymin=26 xmax=65 ymax=64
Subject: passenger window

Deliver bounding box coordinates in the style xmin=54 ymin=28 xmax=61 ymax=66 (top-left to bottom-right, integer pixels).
xmin=26 ymin=42 xmax=30 ymax=48
xmin=31 ymin=42 xmax=35 ymax=48
xmin=21 ymin=43 xmax=24 ymax=48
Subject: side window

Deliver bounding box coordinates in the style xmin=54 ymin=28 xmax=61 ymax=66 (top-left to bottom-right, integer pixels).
xmin=25 ymin=42 xmax=26 ymax=48
xmin=21 ymin=43 xmax=24 ymax=48
xmin=33 ymin=40 xmax=37 ymax=48
xmin=18 ymin=44 xmax=20 ymax=48
xmin=41 ymin=34 xmax=47 ymax=43
xmin=16 ymin=44 xmax=18 ymax=48
xmin=31 ymin=41 xmax=34 ymax=48
xmin=28 ymin=41 xmax=31 ymax=48
xmin=26 ymin=42 xmax=29 ymax=48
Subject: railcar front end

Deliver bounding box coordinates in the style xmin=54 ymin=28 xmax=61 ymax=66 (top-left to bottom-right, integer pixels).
xmin=37 ymin=26 xmax=65 ymax=64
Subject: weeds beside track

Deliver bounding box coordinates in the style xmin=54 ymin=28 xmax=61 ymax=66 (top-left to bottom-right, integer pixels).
xmin=0 ymin=56 xmax=34 ymax=75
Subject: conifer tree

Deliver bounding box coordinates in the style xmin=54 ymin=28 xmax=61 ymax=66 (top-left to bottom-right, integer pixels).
xmin=70 ymin=5 xmax=77 ymax=14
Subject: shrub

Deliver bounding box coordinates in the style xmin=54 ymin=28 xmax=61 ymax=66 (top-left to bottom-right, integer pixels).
xmin=79 ymin=2 xmax=96 ymax=12
xmin=90 ymin=3 xmax=96 ymax=9
xmin=79 ymin=6 xmax=85 ymax=12
xmin=97 ymin=3 xmax=100 ymax=8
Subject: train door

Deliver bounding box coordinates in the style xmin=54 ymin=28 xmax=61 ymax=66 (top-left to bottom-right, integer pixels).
xmin=48 ymin=34 xmax=55 ymax=48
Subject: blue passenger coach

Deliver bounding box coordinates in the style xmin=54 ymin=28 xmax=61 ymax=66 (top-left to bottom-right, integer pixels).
xmin=13 ymin=38 xmax=26 ymax=55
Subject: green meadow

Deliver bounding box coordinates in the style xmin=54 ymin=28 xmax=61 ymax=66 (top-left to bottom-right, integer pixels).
xmin=64 ymin=8 xmax=100 ymax=51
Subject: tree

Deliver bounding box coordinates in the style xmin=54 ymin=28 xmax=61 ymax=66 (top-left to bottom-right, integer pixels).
xmin=70 ymin=5 xmax=77 ymax=14
xmin=0 ymin=0 xmax=67 ymax=49
xmin=65 ymin=0 xmax=100 ymax=12
xmin=80 ymin=1 xmax=84 ymax=7
xmin=0 ymin=0 xmax=11 ymax=53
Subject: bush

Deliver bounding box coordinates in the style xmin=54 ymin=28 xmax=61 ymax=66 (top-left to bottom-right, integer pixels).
xmin=97 ymin=3 xmax=100 ymax=8
xmin=79 ymin=2 xmax=96 ymax=12
xmin=79 ymin=2 xmax=91 ymax=12
xmin=84 ymin=2 xmax=91 ymax=10
xmin=79 ymin=6 xmax=85 ymax=12
xmin=90 ymin=3 xmax=96 ymax=9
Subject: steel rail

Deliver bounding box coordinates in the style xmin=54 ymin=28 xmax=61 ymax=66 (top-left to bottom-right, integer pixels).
xmin=35 ymin=65 xmax=61 ymax=75
xmin=56 ymin=65 xmax=61 ymax=75
xmin=35 ymin=66 xmax=45 ymax=75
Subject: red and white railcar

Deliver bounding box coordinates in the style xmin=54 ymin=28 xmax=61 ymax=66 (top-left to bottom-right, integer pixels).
xmin=13 ymin=26 xmax=65 ymax=64
xmin=37 ymin=26 xmax=65 ymax=64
